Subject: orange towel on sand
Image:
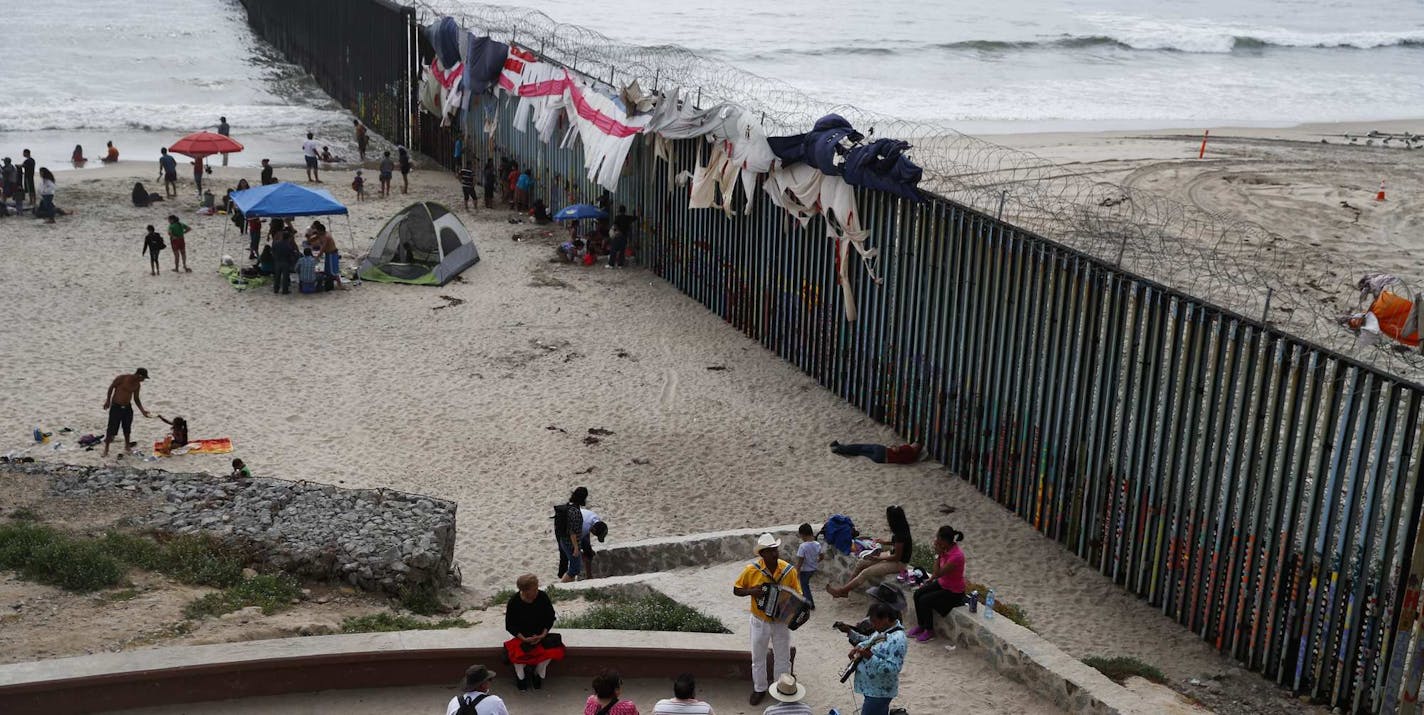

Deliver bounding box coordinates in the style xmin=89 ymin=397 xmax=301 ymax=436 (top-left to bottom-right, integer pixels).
xmin=153 ymin=438 xmax=233 ymax=456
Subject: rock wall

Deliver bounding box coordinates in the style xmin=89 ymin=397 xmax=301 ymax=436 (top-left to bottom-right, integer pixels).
xmin=3 ymin=461 xmax=457 ymax=596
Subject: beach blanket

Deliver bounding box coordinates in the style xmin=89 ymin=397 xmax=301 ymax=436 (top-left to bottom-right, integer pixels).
xmin=218 ymin=264 xmax=270 ymax=291
xmin=154 ymin=438 xmax=232 ymax=456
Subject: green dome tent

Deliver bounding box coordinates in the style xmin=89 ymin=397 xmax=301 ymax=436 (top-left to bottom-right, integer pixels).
xmin=358 ymin=202 xmax=479 ymax=286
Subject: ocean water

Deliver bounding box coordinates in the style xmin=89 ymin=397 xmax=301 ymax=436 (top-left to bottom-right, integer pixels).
xmin=0 ymin=0 xmax=351 ymax=171
xmin=3 ymin=0 xmax=1424 ymax=173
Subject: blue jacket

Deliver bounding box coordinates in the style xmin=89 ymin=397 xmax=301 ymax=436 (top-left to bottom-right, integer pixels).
xmin=848 ymin=623 xmax=907 ymax=699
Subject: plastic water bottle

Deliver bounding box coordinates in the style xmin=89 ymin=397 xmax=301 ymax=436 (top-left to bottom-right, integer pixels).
xmin=984 ymin=589 xmax=996 ymax=619
xmin=968 ymin=590 xmax=979 ymax=613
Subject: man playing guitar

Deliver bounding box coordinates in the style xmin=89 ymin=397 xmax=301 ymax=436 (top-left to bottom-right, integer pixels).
xmin=843 ymin=602 xmax=908 ymax=715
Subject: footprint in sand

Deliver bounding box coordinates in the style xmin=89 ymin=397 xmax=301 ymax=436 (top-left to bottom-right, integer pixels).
xmin=659 ymin=368 xmax=679 ymax=410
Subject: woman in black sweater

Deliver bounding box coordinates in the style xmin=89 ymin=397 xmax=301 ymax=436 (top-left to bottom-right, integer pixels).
xmin=503 ymin=573 xmax=565 ymax=690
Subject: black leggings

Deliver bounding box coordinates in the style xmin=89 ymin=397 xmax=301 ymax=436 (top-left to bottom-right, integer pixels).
xmin=914 ymin=580 xmax=966 ymax=630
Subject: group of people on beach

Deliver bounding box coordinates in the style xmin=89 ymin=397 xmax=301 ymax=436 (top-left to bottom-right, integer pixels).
xmin=521 ymin=485 xmax=963 ymax=714
xmin=1 ymin=149 xmax=60 ymax=222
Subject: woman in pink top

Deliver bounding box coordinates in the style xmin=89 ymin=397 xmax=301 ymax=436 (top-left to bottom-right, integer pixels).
xmin=909 ymin=525 xmax=967 ymax=642
xmin=585 ymin=669 xmax=640 ymax=715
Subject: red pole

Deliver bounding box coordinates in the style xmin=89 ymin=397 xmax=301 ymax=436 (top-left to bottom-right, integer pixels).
xmin=1199 ymin=130 xmax=1210 ymax=159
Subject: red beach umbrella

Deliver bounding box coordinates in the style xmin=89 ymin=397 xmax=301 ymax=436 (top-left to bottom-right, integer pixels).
xmin=168 ymin=131 xmax=244 ymax=159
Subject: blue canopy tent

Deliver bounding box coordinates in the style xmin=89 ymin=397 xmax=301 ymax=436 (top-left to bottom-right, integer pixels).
xmin=224 ymin=182 xmax=354 ymax=265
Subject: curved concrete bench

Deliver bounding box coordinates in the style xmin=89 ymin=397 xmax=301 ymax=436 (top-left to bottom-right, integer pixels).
xmin=0 ymin=628 xmax=752 ymax=715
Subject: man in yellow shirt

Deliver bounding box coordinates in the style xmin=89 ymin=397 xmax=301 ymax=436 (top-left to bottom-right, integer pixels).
xmin=733 ymin=533 xmax=802 ymax=706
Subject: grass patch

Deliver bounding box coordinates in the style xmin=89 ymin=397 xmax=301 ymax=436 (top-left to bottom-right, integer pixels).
xmin=1082 ymin=655 xmax=1168 ymax=685
xmin=102 ymin=588 xmax=142 ymax=602
xmin=965 ymin=580 xmax=1034 ymax=630
xmin=157 ymin=534 xmax=244 ymax=587
xmin=8 ymin=507 xmax=39 ymax=521
xmin=341 ymin=612 xmax=471 ymax=633
xmin=0 ymin=521 xmax=125 ymax=592
xmin=559 ymin=592 xmax=729 ymax=634
xmin=184 ymin=574 xmax=302 ymax=619
xmin=398 ymin=582 xmax=444 ymax=616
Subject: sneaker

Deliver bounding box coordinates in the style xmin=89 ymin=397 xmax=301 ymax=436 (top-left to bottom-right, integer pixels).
xmin=907 ymin=626 xmax=925 ymax=637
xmin=915 ymin=630 xmax=936 ymax=643
xmin=530 ymin=673 xmax=543 ymax=690
xmin=749 ymin=690 xmax=766 ymax=706
xmin=516 ymin=676 xmax=529 ymax=692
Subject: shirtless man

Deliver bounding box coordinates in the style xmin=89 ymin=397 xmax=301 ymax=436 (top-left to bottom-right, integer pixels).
xmin=102 ymin=368 xmax=151 ymax=457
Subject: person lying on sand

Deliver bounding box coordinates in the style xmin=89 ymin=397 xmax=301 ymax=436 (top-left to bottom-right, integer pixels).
xmin=829 ymin=440 xmax=922 ymax=464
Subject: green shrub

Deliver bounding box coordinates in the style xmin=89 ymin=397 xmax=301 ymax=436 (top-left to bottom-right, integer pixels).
xmin=560 ymin=592 xmax=729 ymax=633
xmin=1083 ymin=655 xmax=1168 ymax=684
xmin=184 ymin=574 xmax=302 ymax=619
xmin=399 ymin=582 xmax=444 ymax=616
xmin=30 ymin=539 xmax=125 ymax=592
xmin=99 ymin=531 xmax=164 ymax=570
xmin=341 ymin=612 xmax=471 ymax=633
xmin=159 ymin=534 xmax=244 ymax=587
xmin=0 ymin=522 xmax=124 ymax=592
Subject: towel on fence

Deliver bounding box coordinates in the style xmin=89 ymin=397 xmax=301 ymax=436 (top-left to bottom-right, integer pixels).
xmin=154 ymin=438 xmax=233 ymax=456
xmin=763 ymin=164 xmax=881 ymax=321
xmin=509 ymin=66 xmax=649 ymax=191
xmin=463 ymin=34 xmax=509 ymax=97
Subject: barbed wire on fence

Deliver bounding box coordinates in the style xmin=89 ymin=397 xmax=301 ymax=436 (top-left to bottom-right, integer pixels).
xmin=413 ymin=0 xmax=1424 ymax=383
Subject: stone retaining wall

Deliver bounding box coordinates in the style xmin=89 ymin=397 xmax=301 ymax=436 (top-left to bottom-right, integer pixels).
xmin=2 ymin=461 xmax=457 ymax=596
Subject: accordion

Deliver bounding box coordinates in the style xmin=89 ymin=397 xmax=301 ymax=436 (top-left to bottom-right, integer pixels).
xmin=757 ymin=583 xmax=812 ymax=630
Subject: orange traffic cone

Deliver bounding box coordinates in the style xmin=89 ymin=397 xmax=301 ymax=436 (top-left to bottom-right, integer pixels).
xmin=1377 ymin=179 xmax=1387 ymax=202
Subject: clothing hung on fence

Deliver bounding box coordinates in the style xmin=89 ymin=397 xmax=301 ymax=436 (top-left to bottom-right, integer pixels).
xmin=462 ymin=35 xmax=510 ymax=97
xmin=763 ymin=163 xmax=880 ymax=321
xmin=770 ymin=114 xmax=924 ymax=200
xmin=646 ymin=86 xmax=778 ymax=203
xmin=506 ymin=63 xmax=649 ymax=191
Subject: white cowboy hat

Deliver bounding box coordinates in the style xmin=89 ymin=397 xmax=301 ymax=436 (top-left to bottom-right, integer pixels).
xmin=755 ymin=533 xmax=782 ymax=554
xmin=768 ymin=673 xmax=806 ymax=703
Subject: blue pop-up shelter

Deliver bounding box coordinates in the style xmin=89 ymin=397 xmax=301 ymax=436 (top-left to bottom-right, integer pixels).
xmin=223 ymin=182 xmax=353 ymax=262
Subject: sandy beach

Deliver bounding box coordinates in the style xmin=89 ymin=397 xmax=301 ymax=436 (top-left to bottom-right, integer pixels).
xmin=6 ymin=118 xmax=1417 ymax=711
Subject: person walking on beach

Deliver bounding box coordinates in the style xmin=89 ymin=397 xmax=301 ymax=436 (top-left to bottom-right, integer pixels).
xmin=36 ymin=168 xmax=56 ymax=224
xmin=217 ymin=116 xmax=231 ymax=166
xmin=445 ymin=664 xmax=508 ymax=715
xmin=459 ymin=161 xmax=477 ymax=211
xmin=910 ymin=525 xmax=967 ymax=643
xmin=191 ymin=156 xmax=205 ymax=198
xmin=302 ymin=132 xmax=321 ymax=183
xmin=1 ymin=157 xmax=19 ymax=215
xmin=794 ymin=523 xmax=820 ymax=609
xmin=379 ymin=151 xmax=394 ymax=198
xmin=142 ymin=225 xmax=165 ymax=276
xmin=166 ymin=215 xmax=192 ymax=273
xmin=397 ymin=144 xmax=412 ymax=194
xmin=733 ymin=533 xmax=801 ymax=706
xmin=158 ymin=148 xmax=178 ymax=197
xmin=553 ymin=486 xmax=588 ymax=582
xmin=102 ymin=368 xmax=151 ymax=458
xmin=354 ymin=119 xmax=369 ymax=162
xmin=21 ymin=149 xmax=36 ymax=206
xmin=260 ymin=158 xmax=275 ymax=185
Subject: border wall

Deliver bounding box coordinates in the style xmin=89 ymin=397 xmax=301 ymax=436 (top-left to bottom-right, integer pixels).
xmin=239 ymin=2 xmax=1424 ymax=711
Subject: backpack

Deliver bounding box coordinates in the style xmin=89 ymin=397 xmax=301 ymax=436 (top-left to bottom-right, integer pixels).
xmin=454 ymin=692 xmax=489 ymax=715
xmin=821 ymin=514 xmax=856 ymax=555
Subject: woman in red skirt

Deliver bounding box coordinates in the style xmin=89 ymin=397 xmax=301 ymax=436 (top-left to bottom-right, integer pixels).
xmin=504 ymin=573 xmax=566 ymax=690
